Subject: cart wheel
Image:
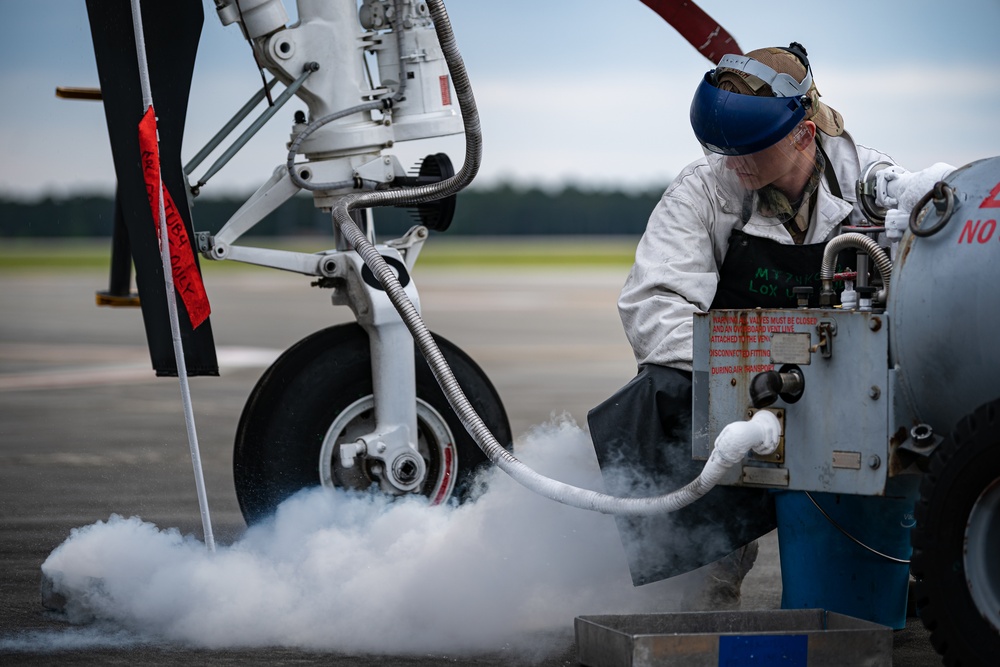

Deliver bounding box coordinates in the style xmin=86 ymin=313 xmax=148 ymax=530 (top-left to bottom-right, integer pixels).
xmin=911 ymin=399 xmax=1000 ymax=666
xmin=233 ymin=323 xmax=512 ymax=524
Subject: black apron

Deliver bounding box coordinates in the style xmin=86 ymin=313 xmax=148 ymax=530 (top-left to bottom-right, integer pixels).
xmin=589 ymin=156 xmax=850 ymax=586
xmin=710 ymin=228 xmax=840 ymax=309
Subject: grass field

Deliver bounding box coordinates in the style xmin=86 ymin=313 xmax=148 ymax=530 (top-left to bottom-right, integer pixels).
xmin=0 ymin=235 xmax=640 ymax=271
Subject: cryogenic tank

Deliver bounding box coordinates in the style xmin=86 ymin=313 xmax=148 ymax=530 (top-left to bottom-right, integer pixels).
xmin=888 ymin=156 xmax=1000 ymax=433
xmin=889 ymin=155 xmax=1000 ymax=666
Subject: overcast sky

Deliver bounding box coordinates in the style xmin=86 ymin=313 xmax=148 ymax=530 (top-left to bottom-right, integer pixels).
xmin=2 ymin=0 xmax=998 ymax=200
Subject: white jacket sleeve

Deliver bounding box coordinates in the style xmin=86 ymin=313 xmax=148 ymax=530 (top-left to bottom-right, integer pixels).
xmin=618 ymin=166 xmax=723 ymax=371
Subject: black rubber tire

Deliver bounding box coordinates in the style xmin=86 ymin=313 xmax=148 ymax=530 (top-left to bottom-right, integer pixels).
xmin=911 ymin=399 xmax=1000 ymax=666
xmin=233 ymin=323 xmax=512 ymax=525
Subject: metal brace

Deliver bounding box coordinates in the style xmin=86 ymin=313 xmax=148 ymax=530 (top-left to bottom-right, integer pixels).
xmin=385 ymin=225 xmax=429 ymax=270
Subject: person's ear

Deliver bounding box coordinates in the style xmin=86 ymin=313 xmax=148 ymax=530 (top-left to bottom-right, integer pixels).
xmin=793 ymin=121 xmax=817 ymax=150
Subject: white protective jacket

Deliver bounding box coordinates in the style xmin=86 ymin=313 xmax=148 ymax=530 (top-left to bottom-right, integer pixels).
xmin=619 ymin=131 xmax=896 ymax=371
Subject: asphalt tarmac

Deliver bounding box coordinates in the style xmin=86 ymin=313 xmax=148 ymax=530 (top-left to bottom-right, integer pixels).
xmin=0 ymin=260 xmax=943 ymax=665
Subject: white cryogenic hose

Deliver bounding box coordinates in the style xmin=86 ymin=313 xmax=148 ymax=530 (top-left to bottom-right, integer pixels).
xmin=332 ymin=0 xmax=783 ymax=516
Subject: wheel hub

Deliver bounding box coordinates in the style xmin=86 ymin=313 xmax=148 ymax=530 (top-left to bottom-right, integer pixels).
xmin=392 ymin=453 xmax=423 ymax=486
xmin=318 ymin=395 xmax=458 ymax=503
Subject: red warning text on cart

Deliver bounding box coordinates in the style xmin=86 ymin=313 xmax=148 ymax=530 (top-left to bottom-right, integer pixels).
xmin=958 ymin=218 xmax=997 ymax=244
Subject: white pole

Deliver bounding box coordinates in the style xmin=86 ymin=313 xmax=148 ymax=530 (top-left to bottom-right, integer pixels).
xmin=129 ymin=0 xmax=216 ymax=552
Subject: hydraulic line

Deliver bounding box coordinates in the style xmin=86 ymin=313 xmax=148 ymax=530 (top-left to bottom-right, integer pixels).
xmin=329 ymin=0 xmax=781 ymax=516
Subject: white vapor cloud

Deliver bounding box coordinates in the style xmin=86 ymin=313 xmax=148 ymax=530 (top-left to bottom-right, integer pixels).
xmin=30 ymin=418 xmax=696 ymax=659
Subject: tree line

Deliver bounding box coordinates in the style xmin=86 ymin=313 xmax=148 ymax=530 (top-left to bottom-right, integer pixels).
xmin=0 ymin=184 xmax=665 ymax=238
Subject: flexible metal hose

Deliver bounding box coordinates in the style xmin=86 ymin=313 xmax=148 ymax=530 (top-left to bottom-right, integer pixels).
xmin=820 ymin=233 xmax=893 ymax=299
xmin=331 ymin=0 xmax=778 ymax=516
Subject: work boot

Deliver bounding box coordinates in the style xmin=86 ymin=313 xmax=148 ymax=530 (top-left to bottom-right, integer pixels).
xmin=678 ymin=540 xmax=759 ymax=611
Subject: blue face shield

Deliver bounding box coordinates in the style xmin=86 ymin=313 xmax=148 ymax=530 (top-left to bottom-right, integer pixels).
xmin=690 ymin=73 xmax=809 ymax=156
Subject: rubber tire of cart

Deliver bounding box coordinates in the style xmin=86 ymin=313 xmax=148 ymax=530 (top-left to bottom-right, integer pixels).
xmin=233 ymin=323 xmax=513 ymax=525
xmin=911 ymin=398 xmax=1000 ymax=666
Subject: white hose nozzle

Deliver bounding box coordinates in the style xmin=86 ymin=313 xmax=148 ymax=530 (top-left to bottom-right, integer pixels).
xmin=711 ymin=410 xmax=782 ymax=467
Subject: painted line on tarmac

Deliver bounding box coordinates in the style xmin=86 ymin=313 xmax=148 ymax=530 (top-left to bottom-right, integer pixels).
xmin=0 ymin=346 xmax=281 ymax=391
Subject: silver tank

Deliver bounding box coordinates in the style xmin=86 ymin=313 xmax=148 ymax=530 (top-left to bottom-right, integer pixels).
xmin=889 ymin=155 xmax=1000 ymax=434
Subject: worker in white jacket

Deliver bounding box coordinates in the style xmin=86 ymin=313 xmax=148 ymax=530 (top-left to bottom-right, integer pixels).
xmin=589 ymin=44 xmax=908 ymax=613
xmin=619 ymin=125 xmax=894 ymax=370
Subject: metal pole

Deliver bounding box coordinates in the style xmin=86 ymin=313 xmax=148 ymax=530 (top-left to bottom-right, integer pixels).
xmin=129 ymin=0 xmax=216 ymax=552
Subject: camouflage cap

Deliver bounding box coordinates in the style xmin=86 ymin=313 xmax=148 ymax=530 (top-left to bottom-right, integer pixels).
xmin=715 ymin=46 xmax=845 ymax=137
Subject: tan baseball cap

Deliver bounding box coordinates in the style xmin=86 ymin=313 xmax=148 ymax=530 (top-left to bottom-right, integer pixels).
xmin=715 ymin=46 xmax=845 ymax=137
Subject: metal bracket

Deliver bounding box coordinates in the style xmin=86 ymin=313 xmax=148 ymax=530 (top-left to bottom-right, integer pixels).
xmin=815 ymin=319 xmax=837 ymax=359
xmin=354 ymin=155 xmax=400 ymax=184
xmin=385 ymin=225 xmax=429 ymax=270
xmin=897 ymin=423 xmax=945 ymax=457
xmin=195 ymin=231 xmax=213 ymax=254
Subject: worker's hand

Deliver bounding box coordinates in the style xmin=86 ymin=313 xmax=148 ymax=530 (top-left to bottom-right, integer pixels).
xmin=876 ymin=163 xmax=956 ymax=213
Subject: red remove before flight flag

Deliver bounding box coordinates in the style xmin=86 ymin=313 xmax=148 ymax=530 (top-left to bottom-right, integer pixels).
xmin=138 ymin=106 xmax=211 ymax=329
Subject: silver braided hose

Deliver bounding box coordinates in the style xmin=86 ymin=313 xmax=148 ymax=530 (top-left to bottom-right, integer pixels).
xmin=820 ymin=232 xmax=893 ymax=299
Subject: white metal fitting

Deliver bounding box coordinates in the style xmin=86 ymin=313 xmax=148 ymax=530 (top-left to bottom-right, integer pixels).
xmin=339 ymin=440 xmax=367 ymax=469
xmin=216 ymin=0 xmax=288 ymax=39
